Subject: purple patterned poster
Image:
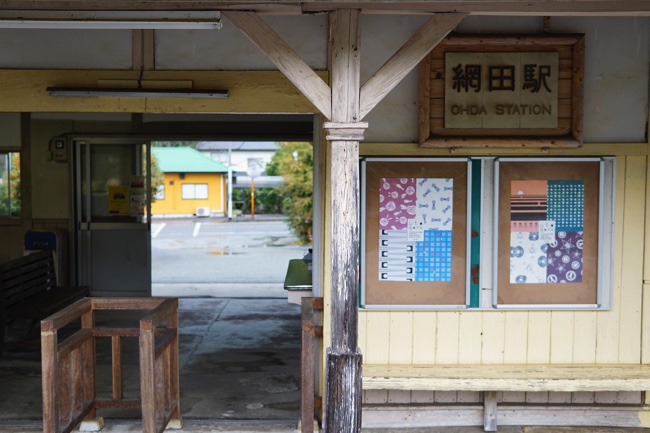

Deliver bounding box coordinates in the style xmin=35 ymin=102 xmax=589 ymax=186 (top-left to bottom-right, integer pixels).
xmin=510 ymin=179 xmax=584 ymax=284
xmin=379 ymin=177 xmax=453 ymax=282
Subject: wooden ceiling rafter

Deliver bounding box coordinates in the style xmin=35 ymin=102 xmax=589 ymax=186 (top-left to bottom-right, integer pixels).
xmin=223 ymin=10 xmax=333 ymax=119
xmin=0 ymin=1 xmax=648 ymax=15
xmin=224 ymin=9 xmax=466 ymax=121
xmin=359 ymin=12 xmax=466 ymax=119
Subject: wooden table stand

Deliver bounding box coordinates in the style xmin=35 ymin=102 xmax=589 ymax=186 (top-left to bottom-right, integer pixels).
xmin=41 ymin=297 xmax=181 ymax=433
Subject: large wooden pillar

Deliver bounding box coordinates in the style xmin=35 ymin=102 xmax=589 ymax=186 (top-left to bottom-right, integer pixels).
xmin=223 ymin=10 xmax=466 ymax=433
xmin=323 ymin=9 xmax=365 ymax=433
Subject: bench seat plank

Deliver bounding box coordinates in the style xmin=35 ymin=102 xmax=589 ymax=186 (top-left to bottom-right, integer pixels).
xmin=5 ymin=286 xmax=89 ymax=319
xmin=363 ymin=364 xmax=650 ymax=393
xmin=1 ymin=250 xmax=89 ymax=355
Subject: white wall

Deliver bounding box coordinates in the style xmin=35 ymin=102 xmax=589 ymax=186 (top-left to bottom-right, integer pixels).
xmin=0 ymin=113 xmax=21 ymax=149
xmin=0 ymin=29 xmax=132 ymax=69
xmin=360 ymin=15 xmax=649 ymax=143
xmin=0 ymin=15 xmax=646 ymax=143
xmin=203 ymin=149 xmax=276 ymax=172
xmin=551 ymin=17 xmax=650 ymax=143
xmin=156 ymin=15 xmax=328 ymax=70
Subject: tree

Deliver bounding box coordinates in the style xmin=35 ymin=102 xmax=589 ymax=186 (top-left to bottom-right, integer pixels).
xmin=271 ymin=142 xmax=313 ymax=244
xmin=0 ymin=153 xmax=21 ymax=217
xmin=150 ymin=152 xmax=165 ymax=203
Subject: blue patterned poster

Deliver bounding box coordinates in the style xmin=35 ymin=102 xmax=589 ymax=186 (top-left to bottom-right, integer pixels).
xmin=510 ymin=179 xmax=584 ymax=284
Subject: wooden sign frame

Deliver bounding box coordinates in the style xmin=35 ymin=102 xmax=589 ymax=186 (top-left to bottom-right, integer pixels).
xmin=418 ymin=34 xmax=585 ymax=148
xmin=493 ymin=158 xmax=604 ymax=308
xmin=360 ymin=158 xmax=471 ymax=309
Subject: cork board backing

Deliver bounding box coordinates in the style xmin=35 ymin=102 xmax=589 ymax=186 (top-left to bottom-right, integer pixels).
xmin=362 ymin=159 xmax=469 ymax=307
xmin=495 ymin=159 xmax=601 ymax=305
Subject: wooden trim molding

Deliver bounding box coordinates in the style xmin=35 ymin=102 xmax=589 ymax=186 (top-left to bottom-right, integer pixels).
xmin=0 ymin=69 xmax=326 ymax=113
xmin=419 ymin=34 xmax=586 ymax=149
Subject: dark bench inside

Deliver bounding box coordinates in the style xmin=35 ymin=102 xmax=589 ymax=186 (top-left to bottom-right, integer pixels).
xmin=0 ymin=250 xmax=89 ymax=354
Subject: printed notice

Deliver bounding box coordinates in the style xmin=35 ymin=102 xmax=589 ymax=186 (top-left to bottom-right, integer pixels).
xmin=407 ymin=219 xmax=425 ymax=241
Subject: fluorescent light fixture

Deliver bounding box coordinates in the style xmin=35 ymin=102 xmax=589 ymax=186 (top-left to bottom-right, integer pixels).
xmin=47 ymin=87 xmax=229 ymax=99
xmin=0 ymin=10 xmax=222 ymax=29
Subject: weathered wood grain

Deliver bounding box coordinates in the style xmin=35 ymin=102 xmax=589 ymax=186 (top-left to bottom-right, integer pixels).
xmin=364 ymin=364 xmax=650 ymax=392
xmin=359 ymin=12 xmax=466 ymax=119
xmin=223 ymin=11 xmax=332 ymax=119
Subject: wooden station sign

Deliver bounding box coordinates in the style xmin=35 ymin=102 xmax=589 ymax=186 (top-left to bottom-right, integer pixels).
xmin=419 ymin=34 xmax=585 ymax=148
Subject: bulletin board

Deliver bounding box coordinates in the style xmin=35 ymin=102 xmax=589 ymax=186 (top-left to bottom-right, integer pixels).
xmin=361 ymin=158 xmax=470 ymax=308
xmin=494 ymin=158 xmax=603 ymax=307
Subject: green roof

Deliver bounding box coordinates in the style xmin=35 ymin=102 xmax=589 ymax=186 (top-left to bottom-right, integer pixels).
xmin=152 ymin=147 xmax=228 ymax=173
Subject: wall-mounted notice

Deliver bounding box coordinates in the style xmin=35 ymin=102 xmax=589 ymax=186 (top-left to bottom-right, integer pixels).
xmin=495 ymin=158 xmax=602 ymax=306
xmin=510 ymin=179 xmax=584 ymax=284
xmin=362 ymin=158 xmax=470 ymax=307
xmin=108 ymin=186 xmax=130 ymax=216
xmin=378 ymin=177 xmax=453 ymax=282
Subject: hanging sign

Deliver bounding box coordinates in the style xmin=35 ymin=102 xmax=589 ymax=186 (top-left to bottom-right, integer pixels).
xmin=418 ymin=34 xmax=585 ymax=148
xmin=445 ymin=52 xmax=559 ymax=129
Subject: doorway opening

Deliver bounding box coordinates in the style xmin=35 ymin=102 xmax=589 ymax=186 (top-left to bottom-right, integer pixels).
xmin=149 ymin=139 xmax=315 ymax=421
xmin=0 ymin=113 xmax=322 ymax=430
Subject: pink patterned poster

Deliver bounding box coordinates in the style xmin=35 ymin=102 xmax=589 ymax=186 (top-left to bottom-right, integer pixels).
xmin=378 ymin=178 xmax=417 ymax=230
xmin=379 ymin=177 xmax=453 ymax=282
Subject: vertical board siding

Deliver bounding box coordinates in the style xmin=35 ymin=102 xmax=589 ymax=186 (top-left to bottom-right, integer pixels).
xmin=435 ymin=313 xmax=460 ymax=364
xmin=412 ymin=312 xmax=437 ymax=364
xmin=358 ymin=311 xmax=368 ymax=356
xmin=359 ymin=156 xmax=646 ymax=406
xmin=526 ymin=312 xmax=552 ymax=364
xmin=365 ymin=312 xmax=391 ymax=364
xmin=618 ymin=156 xmax=646 ymax=363
xmin=389 ymin=312 xmax=413 ymax=364
xmin=573 ymin=312 xmax=598 ymax=363
xmin=481 ymin=312 xmax=505 ymax=364
xmin=598 ymin=157 xmax=627 ymax=364
xmin=503 ymin=311 xmax=528 ymax=364
xmin=458 ymin=311 xmax=482 ymax=364
xmin=550 ymin=312 xmax=574 ymax=363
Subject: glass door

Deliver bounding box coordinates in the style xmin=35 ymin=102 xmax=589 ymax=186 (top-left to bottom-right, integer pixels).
xmin=75 ymin=138 xmax=151 ymax=296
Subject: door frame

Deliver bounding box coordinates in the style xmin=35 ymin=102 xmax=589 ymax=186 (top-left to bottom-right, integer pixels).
xmin=72 ymin=135 xmax=152 ymax=297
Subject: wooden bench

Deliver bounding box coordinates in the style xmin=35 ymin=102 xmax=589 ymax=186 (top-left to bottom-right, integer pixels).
xmin=0 ymin=250 xmax=89 ymax=355
xmin=363 ymin=364 xmax=650 ymax=431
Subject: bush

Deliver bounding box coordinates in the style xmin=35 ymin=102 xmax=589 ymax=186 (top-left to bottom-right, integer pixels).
xmin=232 ymin=187 xmax=285 ymax=215
xmin=270 ymin=142 xmax=313 ymax=244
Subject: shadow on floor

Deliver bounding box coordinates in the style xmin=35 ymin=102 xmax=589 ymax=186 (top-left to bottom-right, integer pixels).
xmin=0 ymin=297 xmax=302 ymax=424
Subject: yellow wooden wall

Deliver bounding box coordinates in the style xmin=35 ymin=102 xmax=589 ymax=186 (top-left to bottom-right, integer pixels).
xmin=151 ymin=172 xmax=226 ymax=216
xmin=356 ymin=155 xmax=645 ymax=368
xmin=318 ymin=144 xmax=649 ymax=404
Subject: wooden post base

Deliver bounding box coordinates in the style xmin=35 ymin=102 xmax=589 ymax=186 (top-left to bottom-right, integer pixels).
xmin=483 ymin=391 xmax=497 ymax=431
xmin=324 ymin=350 xmax=362 ymax=433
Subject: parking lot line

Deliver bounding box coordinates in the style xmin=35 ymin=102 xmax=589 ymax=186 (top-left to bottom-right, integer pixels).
xmin=152 ymin=223 xmax=166 ymax=238
xmin=193 ymin=222 xmax=201 ymax=237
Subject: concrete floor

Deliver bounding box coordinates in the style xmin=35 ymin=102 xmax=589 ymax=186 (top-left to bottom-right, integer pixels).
xmin=2 ymin=295 xmax=650 ymax=433
xmin=0 ymin=296 xmax=303 ymax=430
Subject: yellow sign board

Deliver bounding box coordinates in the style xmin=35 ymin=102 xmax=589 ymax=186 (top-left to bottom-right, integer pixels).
xmin=108 ymin=186 xmax=130 ymax=215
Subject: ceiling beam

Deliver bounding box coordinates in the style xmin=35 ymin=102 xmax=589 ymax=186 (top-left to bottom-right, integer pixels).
xmin=303 ymin=1 xmax=650 ymax=15
xmin=223 ymin=11 xmax=332 ymax=119
xmin=359 ymin=12 xmax=466 ymax=120
xmin=0 ymin=1 xmax=648 ymax=16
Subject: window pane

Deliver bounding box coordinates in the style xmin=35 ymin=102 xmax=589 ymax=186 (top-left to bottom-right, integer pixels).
xmin=196 ymin=184 xmax=208 ymax=199
xmin=155 ymin=185 xmax=165 ymax=200
xmin=181 ymin=184 xmax=195 ymax=199
xmin=0 ymin=152 xmax=20 ymax=217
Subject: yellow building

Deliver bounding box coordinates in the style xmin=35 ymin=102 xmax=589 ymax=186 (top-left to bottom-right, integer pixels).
xmin=151 ymin=147 xmax=228 ymax=217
